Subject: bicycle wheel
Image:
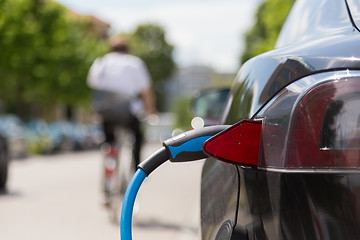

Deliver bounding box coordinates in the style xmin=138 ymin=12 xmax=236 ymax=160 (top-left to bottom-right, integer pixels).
xmin=118 ymin=129 xmax=135 ymax=194
xmin=108 ymin=127 xmax=135 ymax=223
xmin=101 ymin=143 xmax=119 ymax=208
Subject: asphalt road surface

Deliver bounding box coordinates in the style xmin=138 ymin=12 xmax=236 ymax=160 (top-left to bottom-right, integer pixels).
xmin=0 ymin=142 xmax=204 ymax=240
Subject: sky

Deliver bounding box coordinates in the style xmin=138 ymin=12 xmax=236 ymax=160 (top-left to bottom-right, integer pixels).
xmin=55 ymin=0 xmax=262 ymax=73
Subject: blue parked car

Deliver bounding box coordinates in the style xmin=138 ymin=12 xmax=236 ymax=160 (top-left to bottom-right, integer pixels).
xmin=0 ymin=114 xmax=26 ymax=159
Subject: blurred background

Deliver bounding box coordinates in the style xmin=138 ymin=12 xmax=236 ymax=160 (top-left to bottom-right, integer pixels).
xmin=0 ymin=0 xmax=294 ymax=239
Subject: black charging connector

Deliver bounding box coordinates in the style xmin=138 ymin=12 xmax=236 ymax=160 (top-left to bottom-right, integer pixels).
xmin=137 ymin=147 xmax=169 ymax=176
xmin=122 ymin=124 xmax=230 ymax=240
xmin=163 ymin=125 xmax=229 ymax=162
xmin=138 ymin=125 xmax=229 ymax=176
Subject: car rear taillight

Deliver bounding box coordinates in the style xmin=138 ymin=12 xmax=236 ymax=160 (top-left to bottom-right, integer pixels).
xmin=204 ymin=70 xmax=360 ymax=169
xmin=203 ymin=120 xmax=262 ymax=167
xmin=259 ymin=70 xmax=360 ymax=169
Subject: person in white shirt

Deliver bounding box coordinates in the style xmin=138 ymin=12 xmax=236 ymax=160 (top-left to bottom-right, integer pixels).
xmin=87 ymin=36 xmax=156 ymax=171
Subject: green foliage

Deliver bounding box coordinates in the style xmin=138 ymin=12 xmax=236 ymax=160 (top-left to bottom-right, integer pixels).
xmin=0 ymin=0 xmax=108 ymax=118
xmin=129 ymin=24 xmax=175 ymax=84
xmin=172 ymin=97 xmax=193 ymax=130
xmin=241 ymin=0 xmax=294 ymax=64
xmin=0 ymin=2 xmax=175 ymax=118
xmin=126 ymin=24 xmax=176 ymax=111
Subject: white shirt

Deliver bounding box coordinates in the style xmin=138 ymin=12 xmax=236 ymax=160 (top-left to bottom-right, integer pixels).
xmin=87 ymin=52 xmax=151 ymax=98
xmin=87 ymin=52 xmax=151 ymax=116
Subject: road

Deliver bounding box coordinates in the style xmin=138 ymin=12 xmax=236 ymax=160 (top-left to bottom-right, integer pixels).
xmin=0 ymin=142 xmax=204 ymax=240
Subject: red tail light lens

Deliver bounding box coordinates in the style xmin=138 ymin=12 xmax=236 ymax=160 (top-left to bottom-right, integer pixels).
xmin=203 ymin=120 xmax=262 ymax=167
xmin=287 ymin=79 xmax=360 ymax=167
xmin=258 ymin=70 xmax=360 ymax=169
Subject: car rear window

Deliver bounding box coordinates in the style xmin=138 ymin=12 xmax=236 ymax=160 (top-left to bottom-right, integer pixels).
xmin=276 ymin=0 xmax=353 ymax=48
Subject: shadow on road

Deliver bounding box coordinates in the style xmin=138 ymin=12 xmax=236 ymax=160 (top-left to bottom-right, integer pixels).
xmin=0 ymin=188 xmax=22 ymax=198
xmin=134 ymin=218 xmax=198 ymax=234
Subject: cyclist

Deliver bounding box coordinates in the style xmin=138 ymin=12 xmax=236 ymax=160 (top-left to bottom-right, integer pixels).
xmin=87 ymin=36 xmax=156 ymax=198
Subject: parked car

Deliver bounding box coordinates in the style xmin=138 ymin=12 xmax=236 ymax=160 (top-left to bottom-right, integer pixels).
xmin=191 ymin=87 xmax=230 ymax=127
xmin=47 ymin=121 xmax=75 ymax=152
xmin=25 ymin=119 xmax=54 ymax=154
xmin=47 ymin=121 xmax=103 ymax=152
xmin=0 ymin=133 xmax=8 ymax=190
xmin=0 ymin=114 xmax=27 ymax=159
xmin=201 ymin=0 xmax=360 ymax=239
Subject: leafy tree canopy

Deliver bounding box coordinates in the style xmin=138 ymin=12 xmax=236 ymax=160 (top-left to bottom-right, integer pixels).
xmin=126 ymin=24 xmax=176 ymax=85
xmin=240 ymin=0 xmax=294 ymax=64
xmin=120 ymin=24 xmax=176 ymax=110
xmin=0 ymin=1 xmax=175 ymax=118
xmin=0 ymin=0 xmax=108 ymax=118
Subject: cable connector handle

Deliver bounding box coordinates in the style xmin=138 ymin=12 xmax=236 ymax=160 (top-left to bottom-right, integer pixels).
xmin=163 ymin=125 xmax=229 ymax=162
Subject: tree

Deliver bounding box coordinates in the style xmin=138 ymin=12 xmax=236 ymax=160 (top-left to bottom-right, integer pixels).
xmin=240 ymin=0 xmax=294 ymax=64
xmin=0 ymin=0 xmax=107 ymax=119
xmin=127 ymin=24 xmax=176 ymax=111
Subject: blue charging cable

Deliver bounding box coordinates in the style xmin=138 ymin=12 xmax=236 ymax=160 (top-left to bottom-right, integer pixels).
xmin=120 ymin=168 xmax=146 ymax=240
xmin=120 ymin=125 xmax=229 ymax=240
xmin=120 ymin=147 xmax=169 ymax=240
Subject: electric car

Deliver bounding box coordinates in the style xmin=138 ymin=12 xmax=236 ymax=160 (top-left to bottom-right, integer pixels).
xmin=201 ymin=0 xmax=360 ymax=239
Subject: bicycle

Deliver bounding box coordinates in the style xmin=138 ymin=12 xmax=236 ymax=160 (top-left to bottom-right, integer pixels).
xmin=101 ymin=126 xmax=135 ymax=223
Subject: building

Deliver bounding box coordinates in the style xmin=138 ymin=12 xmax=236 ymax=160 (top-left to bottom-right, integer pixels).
xmin=163 ymin=65 xmax=235 ymax=111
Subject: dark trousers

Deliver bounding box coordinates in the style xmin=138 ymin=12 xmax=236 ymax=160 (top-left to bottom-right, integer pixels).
xmin=102 ymin=115 xmax=142 ymax=171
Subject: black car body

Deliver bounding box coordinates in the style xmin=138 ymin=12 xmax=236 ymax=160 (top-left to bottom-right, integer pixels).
xmin=0 ymin=133 xmax=9 ymax=190
xmin=201 ymin=0 xmax=360 ymax=239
